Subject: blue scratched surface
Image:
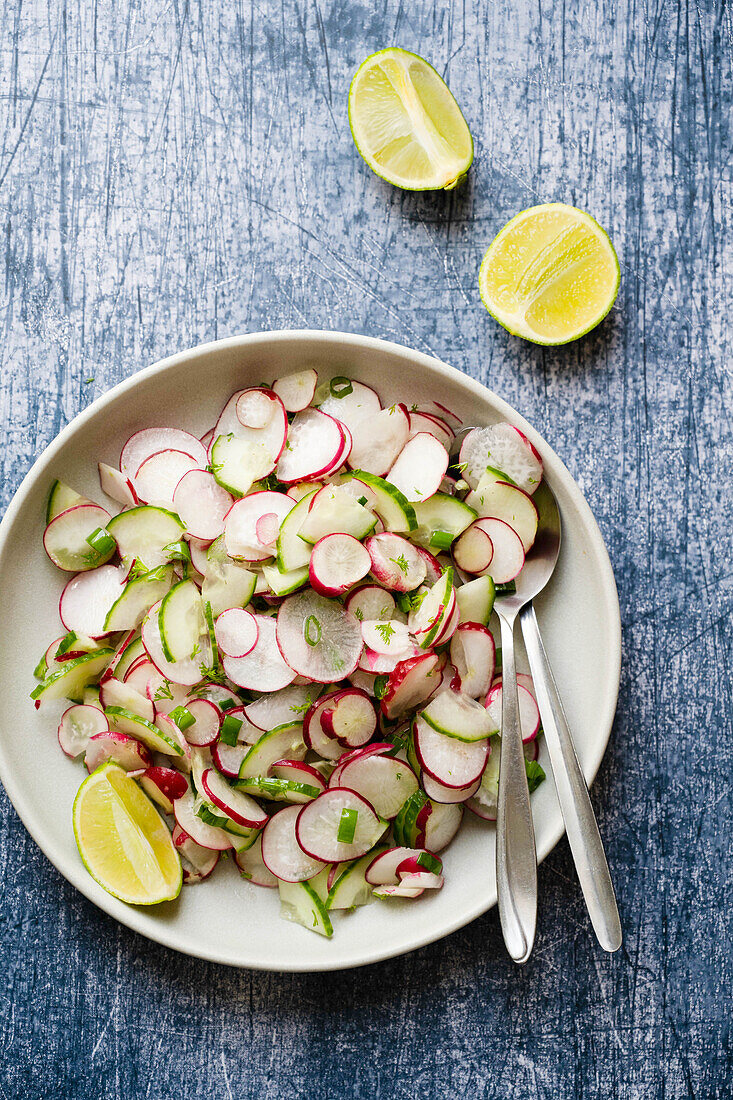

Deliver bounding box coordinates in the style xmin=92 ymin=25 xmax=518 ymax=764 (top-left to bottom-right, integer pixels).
xmin=0 ymin=1 xmax=731 ymax=1097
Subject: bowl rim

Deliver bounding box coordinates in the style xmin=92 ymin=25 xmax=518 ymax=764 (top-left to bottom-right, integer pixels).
xmin=0 ymin=329 xmax=621 ymax=970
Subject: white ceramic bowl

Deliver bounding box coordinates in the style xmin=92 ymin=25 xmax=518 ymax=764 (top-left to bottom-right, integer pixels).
xmin=0 ymin=331 xmax=621 ymax=971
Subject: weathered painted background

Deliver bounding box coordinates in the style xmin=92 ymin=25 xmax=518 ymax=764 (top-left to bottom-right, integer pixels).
xmin=1 ymin=1 xmax=731 ymax=1096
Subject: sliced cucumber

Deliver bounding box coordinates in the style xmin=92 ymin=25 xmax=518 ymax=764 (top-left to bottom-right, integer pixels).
xmin=237 ymin=722 xmax=306 ymax=781
xmin=421 ymin=690 xmax=497 ymax=742
xmin=344 ymin=471 xmax=417 ymax=533
xmin=392 ymin=789 xmax=429 ymax=848
xmin=327 ymin=849 xmax=384 ymax=910
xmin=201 ymin=561 xmax=256 ymax=617
xmin=104 ymin=705 xmax=185 ymax=756
xmin=412 ymin=493 xmax=476 ymax=548
xmin=278 ymin=879 xmax=333 ymax=937
xmin=46 ymin=480 xmax=88 ymax=524
xmin=30 ymin=650 xmax=115 ymax=708
xmin=297 ymin=486 xmax=376 ymax=545
xmin=104 ymin=565 xmax=175 ymax=632
xmin=195 ymin=797 xmax=259 ymax=842
xmin=110 ymin=635 xmax=146 ymax=680
xmin=234 ymin=775 xmax=321 ymax=804
xmin=276 ymin=489 xmax=318 ymax=571
xmin=106 ymin=506 xmax=185 ymax=569
xmin=159 ymin=579 xmax=205 ymax=662
xmin=455 ymin=575 xmax=495 ymax=626
xmin=408 ymin=567 xmax=455 ymax=648
xmin=261 ymin=562 xmax=310 ymax=596
xmin=210 ymin=433 xmax=274 ymax=496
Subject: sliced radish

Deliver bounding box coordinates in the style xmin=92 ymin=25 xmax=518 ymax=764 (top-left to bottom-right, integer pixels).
xmin=408 ymin=411 xmax=454 ymax=449
xmin=275 ymin=408 xmax=345 ymax=483
xmin=337 ymin=754 xmax=418 ymax=819
xmin=44 ymin=503 xmax=115 ymax=572
xmin=318 ymin=379 xmax=381 ymax=432
xmin=215 ymin=388 xmax=288 ymax=470
xmin=201 ymin=768 xmax=268 ymax=829
xmin=432 ymin=599 xmax=460 ymax=646
xmin=453 ymin=523 xmax=494 ymax=574
xmin=365 ymin=533 xmax=426 ymax=592
xmin=421 ymin=689 xmax=496 ymax=742
xmin=98 ymin=462 xmax=139 ymax=507
xmin=459 ymin=422 xmax=543 ymax=494
xmin=365 ymin=846 xmax=440 ymax=886
xmin=224 ymin=491 xmax=294 ymax=561
xmin=421 ymin=771 xmax=480 ymax=804
xmin=295 ymin=788 xmax=385 ymax=863
xmin=173 ymin=470 xmax=233 ymax=541
xmin=381 ymin=652 xmax=442 ymax=719
xmin=485 ymin=682 xmax=540 ymax=743
xmin=387 ymin=433 xmax=449 ymax=504
xmin=59 ymin=565 xmax=127 ymax=637
xmin=423 ymin=800 xmax=463 ymax=853
xmin=173 ymin=789 xmax=232 ymax=851
xmin=120 ymin=427 xmax=208 ymax=479
xmin=236 ymin=388 xmax=281 ymax=429
xmin=134 ymin=449 xmax=201 ymax=508
xmin=413 ymin=716 xmax=489 ymax=788
xmin=215 ymin=608 xmax=259 ymax=658
xmin=470 ymin=518 xmax=525 ymax=583
xmin=243 ymin=684 xmax=319 ymax=731
xmin=180 ymin=698 xmax=221 ymax=746
xmin=360 ymin=619 xmax=413 ymax=660
xmin=397 ymin=870 xmax=444 ymax=890
xmin=223 ymin=614 xmax=297 ymax=691
xmin=211 ymin=741 xmax=249 ymax=778
xmin=260 ymin=805 xmax=326 ymax=882
xmin=271 ymin=760 xmax=327 ymax=795
xmin=450 ymin=624 xmax=496 ymax=698
xmin=303 ymin=694 xmax=345 ymax=761
xmin=137 ymin=766 xmax=189 ymax=812
xmin=320 ymin=688 xmax=376 ymax=747
xmin=415 ymin=546 xmax=443 ymax=584
xmin=372 ymin=883 xmax=425 ymax=899
xmin=358 ymin=647 xmax=406 ymax=674
xmin=344 ymin=584 xmax=396 ymax=622
xmin=272 ymin=368 xmax=318 ymax=412
xmin=58 ymin=704 xmax=109 ymax=758
xmin=276 ymin=591 xmax=363 ymax=682
xmin=234 ymin=834 xmax=279 ymax=887
xmin=141 ymin=599 xmax=210 ymax=687
xmin=347 ymin=404 xmax=410 ymax=476
xmin=308 ymin=534 xmax=371 ymax=598
xmin=172 ymin=824 xmax=221 ymax=883
xmin=84 ymin=730 xmax=153 ymax=773
xmin=467 ymin=478 xmax=538 ymax=552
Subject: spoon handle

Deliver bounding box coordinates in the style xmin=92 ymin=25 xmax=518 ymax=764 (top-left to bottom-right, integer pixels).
xmin=520 ymin=603 xmax=622 ymax=952
xmin=496 ymin=612 xmax=537 ymax=963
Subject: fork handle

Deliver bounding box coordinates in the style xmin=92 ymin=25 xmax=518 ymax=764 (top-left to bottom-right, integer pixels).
xmin=496 ymin=612 xmax=537 ymax=963
xmin=520 ymin=603 xmax=622 ymax=952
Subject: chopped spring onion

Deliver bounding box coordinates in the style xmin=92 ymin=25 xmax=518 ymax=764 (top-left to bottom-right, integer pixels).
xmin=304 ymin=615 xmax=321 ymax=647
xmin=170 ymin=705 xmax=195 ymax=731
xmin=430 ymin=530 xmax=454 ymax=551
xmin=85 ymin=527 xmax=115 ymax=556
xmin=337 ymin=807 xmax=358 ymax=844
xmin=329 ymin=376 xmax=353 ymax=398
xmin=220 ymin=714 xmax=243 ymax=746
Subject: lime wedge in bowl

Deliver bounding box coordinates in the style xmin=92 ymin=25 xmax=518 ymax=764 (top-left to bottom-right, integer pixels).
xmin=73 ymin=762 xmax=182 ymax=905
xmin=348 ymin=48 xmax=473 ymax=191
xmin=479 ymin=203 xmax=620 ymax=345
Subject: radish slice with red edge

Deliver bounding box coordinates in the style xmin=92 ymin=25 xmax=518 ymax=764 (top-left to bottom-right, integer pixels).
xmin=336 ymin=754 xmax=419 ymax=819
xmin=224 ymin=491 xmax=294 ymax=561
xmin=134 ymin=449 xmax=201 ymax=507
xmin=275 ymin=408 xmax=345 ymax=483
xmin=459 ymin=423 xmax=543 ymax=494
xmin=180 ymin=698 xmax=221 ymax=746
xmin=58 ymin=704 xmax=109 ymax=758
xmin=215 ymin=608 xmax=259 ymax=658
xmin=211 ymin=741 xmax=249 ymax=778
xmin=365 ymin=846 xmax=440 ymax=886
xmin=44 ymin=503 xmax=115 ymax=572
xmin=172 ymin=824 xmax=221 ymax=883
xmin=408 ymin=411 xmax=454 ymax=449
xmin=173 ymin=789 xmax=232 ymax=851
xmin=360 ymin=619 xmax=413 ymax=658
xmin=295 ymin=788 xmax=386 ymax=862
xmin=421 ymin=770 xmax=480 ymax=804
xmin=308 ymin=533 xmax=371 ymax=597
xmin=365 ymin=533 xmax=426 ymax=592
xmin=271 ymin=760 xmax=327 ymax=794
xmin=386 ymin=433 xmax=449 ymax=503
xmin=200 ymin=768 xmax=268 ymax=829
xmin=98 ymin=462 xmax=139 ymax=507
xmin=413 ymin=716 xmax=490 ymax=789
xmin=344 ymin=584 xmax=397 ymax=621
xmin=236 ymin=388 xmax=280 ymax=429
xmin=380 ymin=651 xmax=442 ymax=719
xmin=453 ymin=523 xmax=494 ymax=574
xmin=423 ymin=801 xmax=463 ymax=853
xmin=485 ymin=682 xmax=540 ymax=742
xmin=222 ymin=614 xmax=297 ymax=691
xmin=347 ymin=404 xmax=410 ymax=476
xmin=450 ymin=623 xmax=496 ymax=698
xmin=276 ymin=591 xmax=363 ymax=682
xmin=60 ymin=565 xmax=127 ymax=638
xmin=234 ymin=834 xmax=279 ymax=887
xmin=320 ymin=688 xmax=376 ymax=747
xmin=173 ymin=470 xmax=233 ymax=541
xmin=120 ymin=427 xmax=208 ymax=479
xmin=141 ymin=598 xmax=210 ymax=687
xmin=84 ymin=730 xmax=153 ymax=773
xmin=137 ymin=766 xmax=189 ymax=813
xmin=318 ymin=379 xmax=381 ymax=432
xmin=260 ymin=805 xmax=326 ymax=882
xmin=272 ymin=369 xmax=318 ymax=412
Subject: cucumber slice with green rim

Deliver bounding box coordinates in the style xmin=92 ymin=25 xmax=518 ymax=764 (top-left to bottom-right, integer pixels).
xmin=233 ymin=775 xmax=322 ymax=804
xmin=46 ymin=480 xmax=88 ymax=524
xmin=278 ymin=879 xmax=333 ymax=937
xmin=108 ymin=633 xmax=146 ymax=681
xmin=412 ymin=493 xmax=476 ymax=548
xmin=201 ymin=561 xmax=256 ymax=617
xmin=297 ymin=485 xmax=376 ymax=545
xmin=106 ymin=506 xmax=185 ymax=569
xmin=261 ymin=562 xmax=310 ymax=596
xmin=31 ymin=650 xmax=115 ymax=708
xmin=408 ymin=567 xmax=455 ymax=648
xmin=159 ymin=579 xmax=205 ymax=663
xmin=421 ymin=689 xmax=497 ymax=742
xmin=455 ymin=575 xmax=495 ymax=626
xmin=194 ymin=798 xmax=258 ymax=842
xmin=326 ymin=848 xmax=384 ymax=910
xmin=104 ymin=705 xmax=185 ymax=756
xmin=276 ymin=488 xmax=318 ymax=571
xmin=392 ymin=789 xmax=430 ymax=848
xmin=103 ymin=565 xmax=175 ymax=632
xmin=210 ymin=433 xmax=275 ymax=496
xmin=237 ymin=722 xmax=307 ymax=780
xmin=343 ymin=471 xmax=417 ymax=532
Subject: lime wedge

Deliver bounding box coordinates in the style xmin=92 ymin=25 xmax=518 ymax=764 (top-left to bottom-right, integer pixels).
xmin=479 ymin=203 xmax=620 ymax=345
xmin=348 ymin=48 xmax=473 ymax=191
xmin=73 ymin=763 xmax=182 ymax=905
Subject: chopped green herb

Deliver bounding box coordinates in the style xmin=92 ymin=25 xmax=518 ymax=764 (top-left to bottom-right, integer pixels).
xmin=374 ymin=621 xmax=396 ymax=644
xmin=163 ymin=540 xmax=191 ymax=563
xmin=153 ymin=680 xmax=174 ymax=701
xmin=525 ymin=759 xmax=546 ymax=793
xmin=353 ymin=607 xmax=364 ymax=621
xmin=170 ymin=705 xmax=195 ymax=731
xmin=374 ymin=674 xmax=389 ymax=699
xmin=337 ymin=807 xmax=358 ymax=844
xmin=220 ymin=714 xmax=243 ymax=746
xmin=389 ymin=554 xmax=409 ymax=575
xmin=357 ymin=495 xmax=368 ymax=507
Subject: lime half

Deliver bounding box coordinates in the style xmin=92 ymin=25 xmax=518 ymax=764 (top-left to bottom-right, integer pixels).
xmin=348 ymin=48 xmax=473 ymax=191
xmin=73 ymin=763 xmax=182 ymax=905
xmin=479 ymin=203 xmax=620 ymax=345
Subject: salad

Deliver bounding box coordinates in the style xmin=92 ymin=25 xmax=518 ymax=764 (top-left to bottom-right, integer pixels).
xmin=33 ymin=369 xmax=546 ymax=937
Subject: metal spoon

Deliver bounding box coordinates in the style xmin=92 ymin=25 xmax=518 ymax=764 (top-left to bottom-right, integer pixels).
xmin=451 ymin=433 xmax=621 ymax=956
